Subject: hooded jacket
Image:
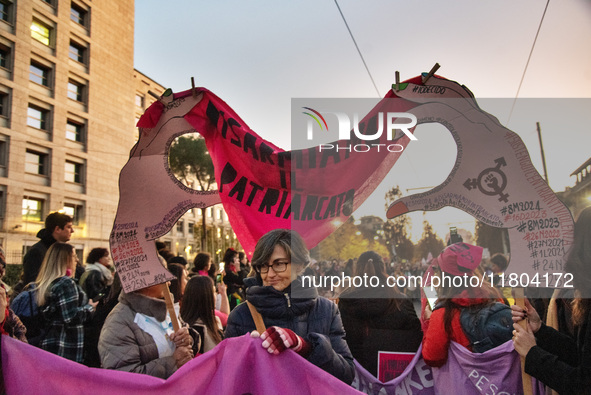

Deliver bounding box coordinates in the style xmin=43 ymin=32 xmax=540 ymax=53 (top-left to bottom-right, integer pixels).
xmin=22 ymin=228 xmax=57 ymax=285
xmin=225 ymin=277 xmax=355 ymax=384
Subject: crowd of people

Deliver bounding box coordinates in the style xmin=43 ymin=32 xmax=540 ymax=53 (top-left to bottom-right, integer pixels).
xmin=1 ymin=207 xmax=591 ymax=394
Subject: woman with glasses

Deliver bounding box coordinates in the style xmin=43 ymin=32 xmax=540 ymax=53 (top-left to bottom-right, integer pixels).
xmin=224 ymin=229 xmax=355 ymax=384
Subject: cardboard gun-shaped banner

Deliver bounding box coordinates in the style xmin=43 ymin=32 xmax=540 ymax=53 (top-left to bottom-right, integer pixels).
xmin=111 ymin=81 xmax=422 ymax=293
xmin=386 ymin=77 xmax=574 ymax=286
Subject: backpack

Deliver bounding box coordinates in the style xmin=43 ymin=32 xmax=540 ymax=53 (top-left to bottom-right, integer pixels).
xmin=10 ymin=283 xmax=47 ymax=346
xmin=459 ymin=302 xmax=513 ymax=353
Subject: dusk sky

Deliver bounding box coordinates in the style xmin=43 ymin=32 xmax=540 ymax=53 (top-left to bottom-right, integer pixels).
xmin=134 ymin=1 xmax=591 ymax=241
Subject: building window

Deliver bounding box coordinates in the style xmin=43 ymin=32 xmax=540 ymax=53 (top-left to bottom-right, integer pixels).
xmin=22 ymin=197 xmax=43 ymax=222
xmin=67 ymin=79 xmax=84 ymax=102
xmin=0 ymin=0 xmax=13 ymax=24
xmin=65 ymin=160 xmax=83 ymax=184
xmin=0 ymin=43 xmax=10 ymax=69
xmin=70 ymin=3 xmax=89 ymax=27
xmin=29 ymin=60 xmax=51 ymax=87
xmin=188 ymin=222 xmax=194 ymax=235
xmin=135 ymin=94 xmax=144 ymax=109
xmin=31 ymin=19 xmax=51 ymax=46
xmin=63 ymin=202 xmax=83 ymax=225
xmin=27 ymin=104 xmax=49 ymax=130
xmin=176 ymin=220 xmax=184 ymax=233
xmin=0 ymin=91 xmax=8 ymax=118
xmin=69 ymin=40 xmax=86 ymax=63
xmin=25 ymin=149 xmax=48 ymax=176
xmin=0 ymin=137 xmax=8 ymax=176
xmin=66 ymin=118 xmax=84 ymax=142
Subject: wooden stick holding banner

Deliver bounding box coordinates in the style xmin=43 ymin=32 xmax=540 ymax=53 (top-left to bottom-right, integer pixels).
xmin=162 ymin=283 xmax=181 ymax=332
xmin=247 ymin=301 xmax=266 ymax=334
xmin=514 ymin=287 xmax=533 ymax=395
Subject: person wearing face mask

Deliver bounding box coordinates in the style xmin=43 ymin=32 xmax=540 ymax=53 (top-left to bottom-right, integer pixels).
xmin=224 ymin=229 xmax=355 ymax=385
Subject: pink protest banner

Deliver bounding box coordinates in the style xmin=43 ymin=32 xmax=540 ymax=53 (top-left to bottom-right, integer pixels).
xmin=121 ymin=80 xmax=424 ymax=292
xmin=1 ymin=334 xmax=363 ymax=395
xmin=432 ymin=340 xmax=544 ymax=395
xmin=387 ymin=77 xmax=574 ymax=284
xmin=180 ymin=86 xmax=421 ymax=256
xmin=353 ymin=344 xmax=435 ymax=395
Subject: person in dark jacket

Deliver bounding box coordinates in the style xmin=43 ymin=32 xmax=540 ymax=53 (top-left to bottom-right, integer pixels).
xmin=225 ymin=229 xmax=355 ymax=385
xmin=222 ymin=248 xmax=244 ymax=310
xmin=14 ymin=212 xmax=74 ymax=298
xmin=338 ymin=251 xmax=422 ymax=377
xmin=512 ymin=206 xmax=591 ymax=394
xmin=80 ymin=248 xmax=113 ymax=301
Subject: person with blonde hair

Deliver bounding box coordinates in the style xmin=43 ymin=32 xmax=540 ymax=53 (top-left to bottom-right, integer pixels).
xmin=36 ymin=242 xmax=96 ymax=363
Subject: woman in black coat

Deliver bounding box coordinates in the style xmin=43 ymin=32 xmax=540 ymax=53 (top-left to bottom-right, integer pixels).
xmin=338 ymin=251 xmax=422 ymax=377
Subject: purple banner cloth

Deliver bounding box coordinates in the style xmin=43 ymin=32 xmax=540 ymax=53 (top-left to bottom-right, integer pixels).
xmin=433 ymin=340 xmax=544 ymax=395
xmin=2 ymin=334 xmax=363 ymax=394
xmin=352 ymin=344 xmax=435 ymax=395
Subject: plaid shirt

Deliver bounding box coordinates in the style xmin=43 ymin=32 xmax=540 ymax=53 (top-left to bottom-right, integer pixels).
xmin=40 ymin=276 xmax=93 ymax=363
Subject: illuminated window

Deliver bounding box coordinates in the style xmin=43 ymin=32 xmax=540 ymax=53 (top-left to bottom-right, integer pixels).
xmin=31 ymin=19 xmax=51 ymax=46
xmin=22 ymin=197 xmax=43 ymax=222
xmin=63 ymin=202 xmax=83 ymax=225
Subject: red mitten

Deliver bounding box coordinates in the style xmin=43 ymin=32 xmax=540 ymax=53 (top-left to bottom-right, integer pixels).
xmin=260 ymin=326 xmax=311 ymax=356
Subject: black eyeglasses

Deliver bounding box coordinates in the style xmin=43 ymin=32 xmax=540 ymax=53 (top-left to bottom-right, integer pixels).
xmin=254 ymin=261 xmax=290 ymax=274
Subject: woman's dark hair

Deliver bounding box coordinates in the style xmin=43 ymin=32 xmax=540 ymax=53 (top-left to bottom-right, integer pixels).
xmin=354 ymin=251 xmax=403 ymax=307
xmin=223 ymin=248 xmax=237 ymax=264
xmin=167 ymin=263 xmax=185 ymax=303
xmin=565 ymin=206 xmax=591 ymax=326
xmin=490 ymin=253 xmax=508 ymax=272
xmin=251 ymin=229 xmax=310 ymax=276
xmin=207 ymin=261 xmax=218 ymax=280
xmin=180 ymin=276 xmax=222 ymax=344
xmin=86 ymin=248 xmax=109 ymax=264
xmin=193 ymin=253 xmax=211 ymax=272
xmin=168 ymin=256 xmax=188 ymax=267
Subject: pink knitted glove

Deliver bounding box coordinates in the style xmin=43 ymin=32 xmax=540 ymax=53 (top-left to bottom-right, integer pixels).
xmin=260 ymin=326 xmax=311 ymax=356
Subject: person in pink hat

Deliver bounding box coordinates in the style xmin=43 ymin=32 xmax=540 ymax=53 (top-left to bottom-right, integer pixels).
xmin=421 ymin=242 xmax=505 ymax=367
